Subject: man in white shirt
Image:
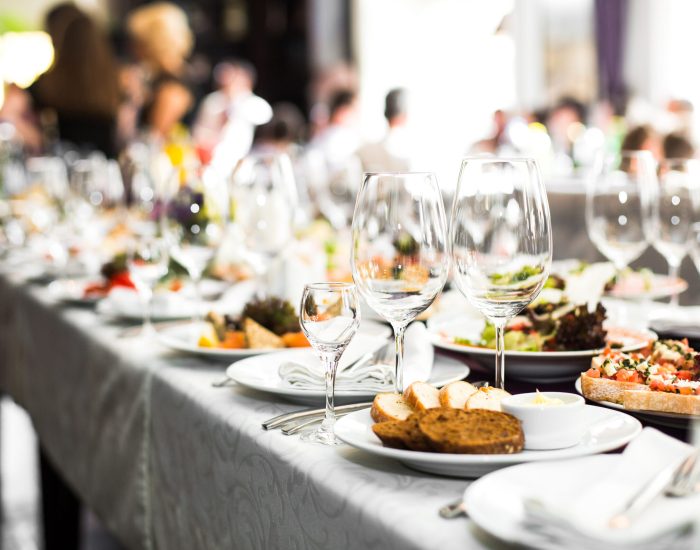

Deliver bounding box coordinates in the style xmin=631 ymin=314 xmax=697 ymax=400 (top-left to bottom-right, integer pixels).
xmin=357 ymin=88 xmax=413 ymax=172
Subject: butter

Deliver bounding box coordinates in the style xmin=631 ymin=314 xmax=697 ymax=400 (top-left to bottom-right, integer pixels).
xmin=530 ymin=390 xmax=565 ymax=407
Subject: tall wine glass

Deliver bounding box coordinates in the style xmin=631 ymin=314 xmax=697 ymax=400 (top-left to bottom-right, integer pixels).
xmin=690 ymin=222 xmax=700 ymax=278
xmin=351 ymin=172 xmax=449 ymax=394
xmin=586 ymin=151 xmax=655 ymax=275
xmin=450 ymin=158 xmax=552 ymax=390
xmin=228 ymin=152 xmax=296 ymax=295
xmin=127 ymin=235 xmax=169 ymax=336
xmin=648 ymin=158 xmax=698 ymax=305
xmin=162 ymin=166 xmax=225 ymax=319
xmin=299 ymin=282 xmax=360 ymax=445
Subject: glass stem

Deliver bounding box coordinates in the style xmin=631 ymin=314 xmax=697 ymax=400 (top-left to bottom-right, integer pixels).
xmin=669 ymin=262 xmax=680 ymax=307
xmin=492 ymin=317 xmax=507 ymax=390
xmin=321 ymin=354 xmax=340 ymax=432
xmin=391 ymin=322 xmax=407 ymax=394
xmin=192 ymin=272 xmax=203 ymax=321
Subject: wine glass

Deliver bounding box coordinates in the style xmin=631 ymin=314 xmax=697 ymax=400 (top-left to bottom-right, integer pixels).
xmin=228 ymin=152 xmax=297 ymax=295
xmin=351 ymin=172 xmax=449 ymax=394
xmin=127 ymin=235 xmax=169 ymax=336
xmin=450 ymin=158 xmax=552 ymax=390
xmin=690 ymin=223 xmax=700 ymax=277
xmin=586 ymin=151 xmax=655 ymax=275
xmin=647 ymin=158 xmax=698 ymax=305
xmin=299 ymin=282 xmax=360 ymax=445
xmin=162 ymin=166 xmax=226 ymax=319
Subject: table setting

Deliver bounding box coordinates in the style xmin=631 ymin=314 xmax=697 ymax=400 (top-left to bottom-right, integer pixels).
xmin=1 ymin=145 xmax=699 ymax=550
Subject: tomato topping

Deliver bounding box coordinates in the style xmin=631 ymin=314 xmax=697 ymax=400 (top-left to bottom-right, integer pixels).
xmin=615 ymin=370 xmax=641 ymax=384
xmin=676 ymin=370 xmax=694 ymax=381
xmin=585 ymin=368 xmax=601 ymax=378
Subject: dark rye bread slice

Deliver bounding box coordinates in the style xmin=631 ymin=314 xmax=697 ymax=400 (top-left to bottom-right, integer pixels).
xmin=417 ymin=408 xmax=524 ymax=454
xmin=372 ymin=412 xmax=433 ymax=451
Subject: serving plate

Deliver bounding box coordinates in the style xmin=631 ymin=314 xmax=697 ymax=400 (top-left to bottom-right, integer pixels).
xmin=427 ymin=313 xmax=656 ymax=383
xmin=159 ymin=319 xmax=392 ymax=362
xmin=574 ymin=378 xmax=695 ymax=429
xmin=463 ymin=454 xmax=697 ymax=547
xmin=334 ymin=406 xmax=640 ymax=478
xmin=226 ymin=352 xmax=468 ymax=406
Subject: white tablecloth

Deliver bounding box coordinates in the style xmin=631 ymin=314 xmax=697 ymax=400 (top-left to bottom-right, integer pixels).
xmin=0 ymin=270 xmax=506 ymax=550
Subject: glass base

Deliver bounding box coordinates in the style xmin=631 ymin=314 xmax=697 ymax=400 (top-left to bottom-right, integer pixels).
xmin=300 ymin=426 xmax=342 ymax=446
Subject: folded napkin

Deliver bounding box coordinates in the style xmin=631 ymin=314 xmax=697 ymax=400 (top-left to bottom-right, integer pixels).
xmin=522 ymin=428 xmax=698 ymax=549
xmin=279 ymin=323 xmax=434 ymax=392
xmin=105 ymin=287 xmax=197 ymax=318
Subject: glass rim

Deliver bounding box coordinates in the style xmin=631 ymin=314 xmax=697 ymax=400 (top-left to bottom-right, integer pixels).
xmin=460 ymin=156 xmax=537 ymax=165
xmin=303 ymin=282 xmax=356 ymax=291
xmin=363 ymin=171 xmax=436 ymax=177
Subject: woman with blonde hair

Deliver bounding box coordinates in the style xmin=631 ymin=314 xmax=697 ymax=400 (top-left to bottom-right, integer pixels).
xmin=126 ymin=2 xmax=195 ymax=138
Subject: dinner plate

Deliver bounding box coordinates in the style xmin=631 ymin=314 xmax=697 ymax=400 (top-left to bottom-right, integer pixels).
xmin=226 ymin=352 xmax=469 ymax=406
xmin=463 ymin=454 xmax=697 ymax=547
xmin=606 ymin=273 xmax=688 ymax=301
xmin=158 ymin=319 xmax=393 ymax=362
xmin=427 ymin=313 xmax=656 ymax=383
xmin=47 ymin=277 xmax=102 ymax=306
xmin=574 ymin=378 xmax=695 ymax=429
xmin=334 ymin=406 xmax=641 ymax=478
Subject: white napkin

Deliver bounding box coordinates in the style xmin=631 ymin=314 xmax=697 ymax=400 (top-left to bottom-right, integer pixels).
xmin=564 ymin=261 xmax=616 ymax=311
xmin=279 ymin=323 xmax=434 ymax=392
xmin=104 ymin=287 xmax=197 ymax=318
xmin=525 ymin=428 xmax=698 ymax=548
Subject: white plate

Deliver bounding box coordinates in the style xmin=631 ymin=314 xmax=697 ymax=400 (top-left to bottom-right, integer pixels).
xmin=158 ymin=320 xmax=393 ymax=363
xmin=463 ymin=454 xmax=696 ymax=547
xmin=606 ymin=273 xmax=688 ymax=301
xmin=575 ymin=378 xmax=696 ymax=429
xmin=226 ymin=352 xmax=469 ymax=405
xmin=334 ymin=406 xmax=641 ymax=478
xmin=427 ymin=313 xmax=656 ymax=383
xmin=47 ymin=277 xmax=102 ymax=306
xmin=97 ymin=291 xmax=199 ymax=321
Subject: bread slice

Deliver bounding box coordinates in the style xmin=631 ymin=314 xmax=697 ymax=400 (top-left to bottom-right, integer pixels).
xmin=244 ymin=318 xmax=284 ymax=349
xmin=466 ymin=387 xmax=511 ymax=412
xmin=417 ymin=408 xmax=524 ymax=454
xmin=372 ymin=412 xmax=433 ymax=451
xmin=438 ymin=381 xmax=478 ymax=409
xmin=404 ymin=381 xmax=440 ymax=411
xmin=623 ymin=390 xmax=700 ymax=416
xmin=580 ymin=374 xmax=647 ymax=405
xmin=370 ymin=393 xmax=414 ymax=423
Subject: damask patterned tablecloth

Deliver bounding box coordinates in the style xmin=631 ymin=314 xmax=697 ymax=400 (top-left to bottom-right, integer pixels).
xmin=0 ymin=271 xmax=506 ymax=550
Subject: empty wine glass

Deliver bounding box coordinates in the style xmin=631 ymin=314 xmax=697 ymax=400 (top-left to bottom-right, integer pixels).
xmin=299 ymin=282 xmax=360 ymax=445
xmin=162 ymin=166 xmax=225 ymax=319
xmin=127 ymin=235 xmax=169 ymax=336
xmin=450 ymin=158 xmax=552 ymax=390
xmin=690 ymin=223 xmax=700 ymax=277
xmin=351 ymin=172 xmax=449 ymax=394
xmin=586 ymin=151 xmax=655 ymax=275
xmin=647 ymin=158 xmax=698 ymax=305
xmin=228 ymin=152 xmax=297 ymax=294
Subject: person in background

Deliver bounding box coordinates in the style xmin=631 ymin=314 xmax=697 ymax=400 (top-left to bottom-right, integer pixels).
xmin=0 ymin=85 xmax=42 ymax=152
xmin=30 ymin=3 xmax=120 ymax=156
xmin=663 ymin=133 xmax=695 ymax=160
xmin=194 ymin=59 xmax=272 ymax=172
xmin=308 ymin=89 xmax=360 ymax=171
xmin=471 ymin=109 xmax=509 ymax=154
xmin=357 ymin=88 xmax=413 ymax=172
xmin=252 ymin=102 xmax=306 ymax=154
xmin=546 ymin=97 xmax=587 ymax=157
xmin=126 ymin=2 xmax=194 ymax=139
xmin=621 ymin=125 xmax=663 ymax=160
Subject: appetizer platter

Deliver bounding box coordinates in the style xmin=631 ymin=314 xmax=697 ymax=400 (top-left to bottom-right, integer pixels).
xmin=577 ymin=338 xmax=700 ymax=427
xmin=334 ymin=381 xmax=641 ymax=477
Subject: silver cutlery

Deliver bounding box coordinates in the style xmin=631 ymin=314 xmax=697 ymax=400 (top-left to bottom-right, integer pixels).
xmin=609 ymin=450 xmax=700 ymax=529
xmin=211 ymin=377 xmax=235 ymax=388
xmin=262 ymin=402 xmax=372 ymax=430
xmin=439 ymin=499 xmax=468 ymax=519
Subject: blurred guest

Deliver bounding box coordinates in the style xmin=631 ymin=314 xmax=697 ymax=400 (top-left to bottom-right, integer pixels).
xmin=357 ymin=88 xmax=413 ymax=172
xmin=126 ymin=2 xmax=194 ymax=139
xmin=308 ymin=89 xmax=360 ymax=170
xmin=0 ymin=85 xmax=42 ymax=152
xmin=546 ymin=97 xmax=587 ymax=156
xmin=471 ymin=109 xmax=509 ymax=154
xmin=621 ymin=125 xmax=662 ymax=160
xmin=308 ymin=64 xmax=358 ymax=138
xmin=663 ymin=133 xmax=695 ymax=160
xmin=253 ymin=102 xmax=306 ymax=153
xmin=31 ymin=3 xmax=120 ymax=156
xmin=194 ymin=59 xmax=272 ymax=172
